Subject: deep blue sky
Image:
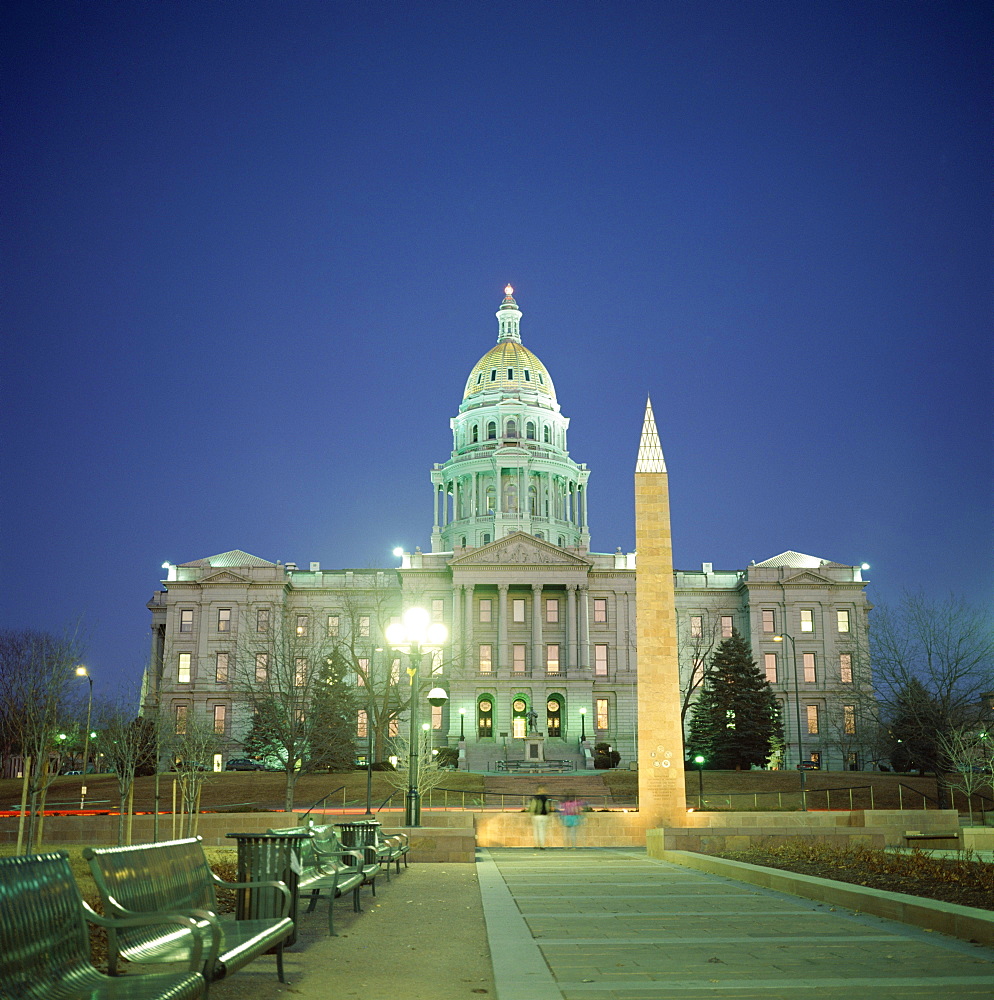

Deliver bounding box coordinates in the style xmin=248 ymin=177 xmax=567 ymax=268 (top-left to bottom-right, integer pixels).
xmin=3 ymin=1 xmax=991 ymax=696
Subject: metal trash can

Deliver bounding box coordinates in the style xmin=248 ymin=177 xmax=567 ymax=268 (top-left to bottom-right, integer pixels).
xmin=226 ymin=831 xmax=311 ymax=947
xmin=336 ymin=820 xmax=380 ymax=865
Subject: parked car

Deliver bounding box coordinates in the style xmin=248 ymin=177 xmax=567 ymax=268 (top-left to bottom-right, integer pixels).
xmin=225 ymin=757 xmax=266 ymax=771
xmin=796 ymin=760 xmax=820 ymax=770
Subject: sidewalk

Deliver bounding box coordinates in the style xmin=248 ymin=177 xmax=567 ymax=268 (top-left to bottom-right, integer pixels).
xmin=480 ymin=847 xmax=994 ymax=1000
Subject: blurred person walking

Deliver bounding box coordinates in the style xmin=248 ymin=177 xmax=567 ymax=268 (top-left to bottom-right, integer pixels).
xmin=558 ymin=790 xmax=585 ymax=848
xmin=528 ymin=785 xmax=551 ymax=849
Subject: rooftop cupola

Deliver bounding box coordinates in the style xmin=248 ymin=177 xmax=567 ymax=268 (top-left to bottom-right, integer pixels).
xmin=496 ymin=284 xmax=522 ymax=343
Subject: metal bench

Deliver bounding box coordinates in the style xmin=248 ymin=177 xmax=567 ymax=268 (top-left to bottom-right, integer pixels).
xmin=903 ymin=830 xmax=960 ymax=847
xmin=83 ymin=837 xmax=292 ymax=995
xmin=267 ymin=823 xmax=375 ymax=934
xmin=337 ymin=820 xmax=410 ymax=876
xmin=0 ymin=851 xmax=205 ymax=1000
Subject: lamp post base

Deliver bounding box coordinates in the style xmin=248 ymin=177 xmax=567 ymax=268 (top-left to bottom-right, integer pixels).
xmin=405 ymin=787 xmax=421 ymax=827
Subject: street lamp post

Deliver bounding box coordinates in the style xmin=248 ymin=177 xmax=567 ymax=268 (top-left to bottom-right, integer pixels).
xmin=693 ymin=754 xmax=706 ymax=808
xmin=385 ymin=608 xmax=448 ymax=827
xmin=75 ymin=666 xmax=93 ymax=810
xmin=459 ymin=709 xmax=465 ymax=741
xmin=773 ymin=634 xmax=806 ymax=810
xmin=579 ymin=707 xmax=587 ymax=742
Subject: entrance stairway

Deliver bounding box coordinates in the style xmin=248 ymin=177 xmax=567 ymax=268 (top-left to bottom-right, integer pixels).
xmin=482 ymin=773 xmax=615 ymax=808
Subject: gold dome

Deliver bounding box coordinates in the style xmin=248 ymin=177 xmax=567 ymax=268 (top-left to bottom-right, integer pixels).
xmin=463 ymin=340 xmax=556 ymax=401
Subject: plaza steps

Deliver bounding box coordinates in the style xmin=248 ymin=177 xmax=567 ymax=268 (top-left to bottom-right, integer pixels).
xmin=482 ymin=773 xmax=614 ymax=805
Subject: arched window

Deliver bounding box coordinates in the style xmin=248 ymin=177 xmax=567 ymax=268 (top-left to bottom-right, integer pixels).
xmin=485 ymin=486 xmax=496 ymax=513
xmin=528 ymin=485 xmax=538 ymax=515
xmin=543 ymin=426 xmax=551 ymax=444
xmin=506 ymin=419 xmax=517 ymax=438
xmin=504 ymin=482 xmax=518 ymax=512
xmin=482 ymin=533 xmax=491 ymax=545
xmin=472 ymin=424 xmax=479 ymax=443
xmin=546 ymin=696 xmax=563 ymax=738
xmin=486 ymin=421 xmax=497 ymax=440
xmin=477 ymin=697 xmax=494 ymax=738
xmin=526 ymin=421 xmax=536 ymax=440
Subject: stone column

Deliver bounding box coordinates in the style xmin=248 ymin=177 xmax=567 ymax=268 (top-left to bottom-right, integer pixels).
xmin=578 ymin=584 xmax=590 ymax=671
xmin=566 ymin=584 xmax=577 ymax=671
xmin=463 ymin=584 xmax=474 ymax=670
xmin=635 ymin=399 xmax=686 ymax=826
xmin=497 ymin=584 xmax=509 ymax=674
xmin=531 ymin=583 xmax=543 ymax=678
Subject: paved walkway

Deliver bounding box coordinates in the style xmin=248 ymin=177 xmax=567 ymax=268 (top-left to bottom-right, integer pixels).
xmin=478 ymin=847 xmax=994 ymax=1000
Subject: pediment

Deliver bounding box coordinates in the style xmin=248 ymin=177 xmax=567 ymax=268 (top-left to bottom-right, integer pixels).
xmin=781 ymin=570 xmax=833 ymax=587
xmin=451 ymin=532 xmax=591 ymax=568
xmin=200 ymin=570 xmax=251 ymax=585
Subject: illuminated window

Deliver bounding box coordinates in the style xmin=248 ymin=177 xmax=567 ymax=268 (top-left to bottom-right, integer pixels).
xmin=477 ymin=699 xmax=493 ymax=738
xmin=479 ymin=599 xmax=492 ymax=623
xmin=255 ymin=653 xmax=268 ymax=682
xmin=180 ymin=610 xmax=193 ymax=633
xmin=357 ymin=709 xmax=368 ymax=739
xmin=479 ymin=645 xmax=492 ymax=673
xmin=431 ymin=704 xmax=442 ymax=729
xmin=721 ymin=616 xmax=733 ymax=638
xmin=764 ymin=652 xmax=777 ymax=683
xmin=213 ymin=705 xmax=226 ymax=735
xmin=837 ymin=610 xmax=850 ymax=633
xmin=546 ymin=599 xmax=559 ymax=623
xmin=256 ymin=608 xmax=270 ymax=632
xmin=843 ymin=705 xmax=856 ymax=735
xmin=512 ymin=598 xmax=526 ymax=623
xmin=546 ymin=644 xmax=560 ymax=673
xmin=217 ymin=608 xmax=230 ymax=633
xmin=803 ymin=652 xmax=816 ymax=683
xmin=295 ymin=658 xmax=307 ymax=687
xmin=593 ymin=598 xmax=607 ymax=623
xmin=296 ymin=615 xmax=309 ymax=636
xmin=840 ymin=653 xmax=853 ymax=683
xmin=432 ymin=599 xmax=444 ymax=622
xmin=594 ymin=644 xmax=608 ymax=676
xmin=215 ymin=652 xmax=229 ymax=683
xmin=174 ymin=705 xmax=187 ymax=734
xmin=389 ymin=718 xmax=399 ymax=737
xmin=806 ymin=704 xmax=819 ymax=735
xmin=762 ymin=609 xmax=775 ymax=633
xmin=359 ymin=616 xmax=370 ymax=637
xmin=800 ymin=609 xmax=813 ymax=633
xmin=177 ymin=653 xmax=191 ymax=683
xmin=690 ymin=615 xmax=703 ymax=639
xmin=327 ymin=615 xmax=339 ymax=636
xmin=596 ymin=698 xmax=609 ymax=730
xmin=356 ymin=658 xmax=368 ymax=685
xmin=512 ymin=644 xmax=525 ymax=672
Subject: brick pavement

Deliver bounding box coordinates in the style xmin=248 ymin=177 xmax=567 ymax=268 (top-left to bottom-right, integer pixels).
xmin=479 ymin=847 xmax=994 ymax=1000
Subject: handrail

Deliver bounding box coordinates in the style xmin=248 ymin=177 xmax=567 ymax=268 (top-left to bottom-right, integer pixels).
xmin=299 ymin=784 xmax=346 ymax=820
xmin=373 ymin=792 xmax=397 ymax=814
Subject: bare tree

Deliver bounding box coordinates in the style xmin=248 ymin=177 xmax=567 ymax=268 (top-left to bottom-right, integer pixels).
xmin=234 ymin=607 xmax=356 ymax=812
xmin=382 ymin=729 xmax=450 ymax=802
xmin=161 ymin=709 xmax=224 ymax=837
xmin=871 ymin=592 xmax=994 ymax=804
xmin=0 ymin=626 xmax=86 ymax=851
xmin=678 ymin=603 xmax=732 ymax=727
xmin=938 ymin=726 xmax=994 ymax=824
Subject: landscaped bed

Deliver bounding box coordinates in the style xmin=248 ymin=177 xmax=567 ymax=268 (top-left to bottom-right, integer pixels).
xmin=703 ymin=841 xmax=994 ymax=911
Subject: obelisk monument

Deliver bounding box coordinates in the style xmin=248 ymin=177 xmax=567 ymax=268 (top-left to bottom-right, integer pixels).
xmin=635 ymin=398 xmax=687 ymax=825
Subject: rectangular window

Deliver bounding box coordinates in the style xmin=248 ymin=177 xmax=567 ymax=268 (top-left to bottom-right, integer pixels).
xmin=800 ymin=609 xmax=813 ymax=633
xmin=762 ymin=609 xmax=775 ymax=633
xmin=256 ymin=608 xmax=270 ymax=632
xmin=174 ymin=705 xmax=187 ymax=734
xmin=837 ymin=609 xmax=850 ymax=633
xmin=357 ymin=709 xmax=368 ymax=739
xmin=255 ymin=653 xmax=268 ymax=682
xmin=356 ymin=658 xmax=368 ymax=685
xmin=391 ymin=658 xmax=400 ymax=684
xmin=839 ymin=652 xmax=853 ymax=683
xmin=217 ymin=608 xmax=231 ymax=633
xmin=327 ymin=615 xmax=339 ymax=636
xmin=546 ymin=599 xmax=559 ymax=623
xmin=215 ymin=652 xmax=229 ymax=683
xmin=595 ymin=698 xmax=609 ymax=730
xmin=843 ymin=705 xmax=856 ymax=735
xmin=389 ymin=718 xmax=399 ymax=737
xmin=594 ymin=644 xmax=608 ymax=676
xmin=764 ymin=652 xmax=777 ymax=683
xmin=479 ymin=599 xmax=492 ymax=623
xmin=479 ymin=644 xmax=492 ymax=673
xmin=593 ymin=598 xmax=607 ymax=623
xmin=359 ymin=616 xmax=370 ymax=637
xmin=546 ymin=644 xmax=560 ymax=673
xmin=432 ymin=599 xmax=444 ymax=622
xmin=512 ymin=643 xmax=526 ymax=672
xmin=296 ymin=615 xmax=309 ymax=636
xmin=431 ymin=704 xmax=442 ymax=729
xmin=180 ymin=609 xmax=193 ymax=633
xmin=803 ymin=652 xmax=816 ymax=683
xmin=213 ymin=705 xmax=226 ymax=735
xmin=177 ymin=653 xmax=191 ymax=684
xmin=690 ymin=615 xmax=703 ymax=639
xmin=806 ymin=704 xmax=819 ymax=735
xmin=512 ymin=598 xmax=526 ymax=623
xmin=294 ymin=658 xmax=307 ymax=687
xmin=721 ymin=615 xmax=733 ymax=638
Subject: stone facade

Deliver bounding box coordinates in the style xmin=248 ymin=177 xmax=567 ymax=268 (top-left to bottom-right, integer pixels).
xmin=144 ymin=290 xmax=873 ymax=772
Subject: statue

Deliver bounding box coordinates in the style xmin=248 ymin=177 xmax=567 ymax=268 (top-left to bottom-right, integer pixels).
xmin=526 ymin=709 xmax=539 ymax=733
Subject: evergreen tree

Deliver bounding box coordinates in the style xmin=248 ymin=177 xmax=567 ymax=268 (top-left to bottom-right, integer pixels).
xmin=686 ymin=628 xmax=784 ymax=769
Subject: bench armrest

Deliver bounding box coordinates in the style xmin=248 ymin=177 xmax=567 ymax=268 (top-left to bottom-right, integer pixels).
xmin=81 ymin=899 xmax=205 ymax=973
xmin=209 ymin=874 xmax=292 ymax=917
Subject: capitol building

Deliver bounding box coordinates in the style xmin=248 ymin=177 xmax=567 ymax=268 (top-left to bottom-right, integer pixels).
xmin=145 ymin=288 xmax=873 ymax=773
